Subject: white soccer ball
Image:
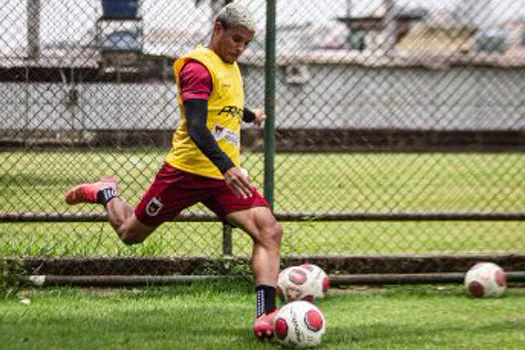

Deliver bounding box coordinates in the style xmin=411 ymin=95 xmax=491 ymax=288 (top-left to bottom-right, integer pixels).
xmin=277 ymin=266 xmax=314 ymax=303
xmin=274 ymin=301 xmax=326 ymax=348
xmin=464 ymin=262 xmax=507 ymax=298
xmin=300 ymin=264 xmax=329 ymax=299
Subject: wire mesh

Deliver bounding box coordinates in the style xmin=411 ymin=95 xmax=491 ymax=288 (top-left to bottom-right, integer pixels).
xmin=1 ymin=1 xmax=524 ymax=270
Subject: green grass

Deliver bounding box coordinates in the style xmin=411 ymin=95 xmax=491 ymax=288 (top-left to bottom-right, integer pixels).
xmin=1 ymin=150 xmax=525 ymax=257
xmin=1 ymin=282 xmax=525 ymax=349
xmin=2 ymin=220 xmax=524 ymax=257
xmin=2 ymin=150 xmax=525 ymax=213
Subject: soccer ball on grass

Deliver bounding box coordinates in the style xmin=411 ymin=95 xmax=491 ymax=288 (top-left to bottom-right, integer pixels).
xmin=300 ymin=264 xmax=329 ymax=300
xmin=274 ymin=300 xmax=326 ymax=348
xmin=277 ymin=264 xmax=329 ymax=303
xmin=464 ymin=262 xmax=506 ymax=298
xmin=277 ymin=266 xmax=313 ymax=303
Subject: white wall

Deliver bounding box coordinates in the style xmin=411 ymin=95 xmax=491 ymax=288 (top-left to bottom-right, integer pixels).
xmin=1 ymin=65 xmax=525 ymax=131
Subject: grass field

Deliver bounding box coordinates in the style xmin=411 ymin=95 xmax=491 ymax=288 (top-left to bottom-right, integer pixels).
xmin=1 ymin=151 xmax=524 ymax=349
xmin=1 ymin=282 xmax=525 ymax=349
xmin=1 ymin=150 xmax=525 ymax=257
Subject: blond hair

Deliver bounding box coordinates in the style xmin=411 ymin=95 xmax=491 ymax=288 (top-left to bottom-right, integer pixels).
xmin=215 ymin=3 xmax=256 ymax=33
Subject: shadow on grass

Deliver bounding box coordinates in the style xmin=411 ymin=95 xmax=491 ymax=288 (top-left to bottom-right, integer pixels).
xmin=326 ymin=319 xmax=525 ymax=346
xmin=1 ymin=304 xmax=275 ymax=349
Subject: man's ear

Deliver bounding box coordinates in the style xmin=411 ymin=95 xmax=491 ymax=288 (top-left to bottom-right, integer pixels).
xmin=212 ymin=21 xmax=224 ymax=38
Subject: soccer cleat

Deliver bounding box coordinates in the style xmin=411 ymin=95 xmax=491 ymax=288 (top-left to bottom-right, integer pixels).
xmin=64 ymin=177 xmax=117 ymax=205
xmin=253 ymin=308 xmax=278 ymax=340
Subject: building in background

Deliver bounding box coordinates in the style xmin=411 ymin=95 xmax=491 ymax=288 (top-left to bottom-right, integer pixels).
xmin=396 ymin=22 xmax=476 ymax=55
xmin=453 ymin=0 xmax=493 ymax=28
xmin=337 ymin=5 xmax=427 ymax=52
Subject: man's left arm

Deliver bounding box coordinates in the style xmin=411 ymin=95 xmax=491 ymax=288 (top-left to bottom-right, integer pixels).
xmin=243 ymin=108 xmax=266 ymax=127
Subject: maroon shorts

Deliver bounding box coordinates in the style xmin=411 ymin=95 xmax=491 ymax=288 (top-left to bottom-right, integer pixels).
xmin=135 ymin=163 xmax=269 ymax=227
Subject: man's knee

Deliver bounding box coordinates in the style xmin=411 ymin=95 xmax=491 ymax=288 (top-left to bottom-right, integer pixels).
xmin=119 ymin=228 xmax=147 ymax=245
xmin=121 ymin=234 xmax=145 ymax=246
xmin=117 ymin=218 xmax=154 ymax=245
xmin=260 ymin=221 xmax=282 ymax=246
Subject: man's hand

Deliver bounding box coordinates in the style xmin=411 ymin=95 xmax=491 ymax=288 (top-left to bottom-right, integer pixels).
xmin=253 ymin=109 xmax=266 ymax=127
xmin=224 ymin=167 xmax=253 ymax=199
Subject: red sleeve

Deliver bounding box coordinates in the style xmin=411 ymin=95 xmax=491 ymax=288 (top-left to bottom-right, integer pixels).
xmin=179 ymin=59 xmax=212 ymax=101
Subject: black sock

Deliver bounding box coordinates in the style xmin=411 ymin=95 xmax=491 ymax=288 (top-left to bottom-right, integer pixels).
xmin=256 ymin=284 xmax=276 ymax=317
xmin=97 ymin=187 xmax=118 ymax=205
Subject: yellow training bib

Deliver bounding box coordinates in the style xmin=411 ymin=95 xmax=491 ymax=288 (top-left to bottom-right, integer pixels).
xmin=165 ymin=46 xmax=244 ymax=179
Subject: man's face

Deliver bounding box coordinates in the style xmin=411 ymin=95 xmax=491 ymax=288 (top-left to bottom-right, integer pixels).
xmin=213 ymin=23 xmax=254 ymax=64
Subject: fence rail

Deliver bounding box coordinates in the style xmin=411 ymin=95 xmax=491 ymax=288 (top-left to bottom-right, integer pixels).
xmin=2 ymin=211 xmax=525 ymax=222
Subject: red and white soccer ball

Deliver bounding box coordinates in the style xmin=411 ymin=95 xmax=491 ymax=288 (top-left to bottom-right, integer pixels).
xmin=278 ymin=266 xmax=312 ymax=303
xmin=274 ymin=301 xmax=326 ymax=348
xmin=277 ymin=264 xmax=329 ymax=303
xmin=464 ymin=262 xmax=507 ymax=298
xmin=300 ymin=264 xmax=329 ymax=300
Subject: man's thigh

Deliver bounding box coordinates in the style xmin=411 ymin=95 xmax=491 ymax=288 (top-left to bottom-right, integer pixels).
xmin=225 ymin=206 xmax=277 ymax=239
xmin=135 ymin=163 xmax=210 ymax=226
xmin=202 ymin=184 xmax=269 ymax=222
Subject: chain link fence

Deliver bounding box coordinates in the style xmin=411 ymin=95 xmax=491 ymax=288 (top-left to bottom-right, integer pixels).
xmin=1 ymin=0 xmax=525 ymax=276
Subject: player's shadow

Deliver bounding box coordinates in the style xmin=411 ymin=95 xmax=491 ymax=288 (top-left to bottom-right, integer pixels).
xmin=324 ymin=319 xmax=525 ymax=346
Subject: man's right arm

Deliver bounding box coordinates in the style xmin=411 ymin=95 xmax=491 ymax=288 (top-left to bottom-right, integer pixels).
xmin=180 ymin=61 xmax=235 ymax=174
xmin=180 ymin=61 xmax=253 ymax=198
xmin=184 ymin=99 xmax=235 ymax=174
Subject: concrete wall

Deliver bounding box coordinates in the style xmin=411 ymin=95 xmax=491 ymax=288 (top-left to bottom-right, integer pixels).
xmin=1 ymin=65 xmax=525 ymax=131
xmin=0 ymin=82 xmax=177 ymax=130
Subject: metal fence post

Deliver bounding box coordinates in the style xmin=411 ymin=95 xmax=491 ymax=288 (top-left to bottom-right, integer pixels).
xmin=222 ymin=224 xmax=233 ymax=257
xmin=264 ymin=0 xmax=276 ymax=210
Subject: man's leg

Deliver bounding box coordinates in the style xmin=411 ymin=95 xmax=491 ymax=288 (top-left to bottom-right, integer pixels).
xmin=64 ymin=178 xmax=156 ymax=245
xmin=226 ymin=207 xmax=283 ymax=339
xmin=105 ymin=198 xmax=156 ymax=245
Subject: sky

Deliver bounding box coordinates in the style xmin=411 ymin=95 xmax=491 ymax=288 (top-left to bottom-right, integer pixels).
xmin=1 ymin=0 xmax=525 ymax=51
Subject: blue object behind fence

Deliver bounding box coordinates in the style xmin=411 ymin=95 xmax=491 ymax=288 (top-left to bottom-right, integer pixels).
xmin=102 ymin=0 xmax=139 ymax=19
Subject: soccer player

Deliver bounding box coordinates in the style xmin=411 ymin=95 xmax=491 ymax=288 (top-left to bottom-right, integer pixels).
xmin=64 ymin=3 xmax=281 ymax=340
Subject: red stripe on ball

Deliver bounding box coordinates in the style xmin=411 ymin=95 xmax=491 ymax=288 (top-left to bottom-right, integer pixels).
xmin=289 ymin=268 xmax=308 ymax=285
xmin=305 ymin=309 xmax=324 ymax=332
xmin=496 ymin=269 xmax=507 ymax=287
xmin=322 ymin=277 xmax=329 ymax=293
xmin=468 ymin=281 xmax=485 ymax=297
xmin=274 ymin=317 xmax=288 ymax=340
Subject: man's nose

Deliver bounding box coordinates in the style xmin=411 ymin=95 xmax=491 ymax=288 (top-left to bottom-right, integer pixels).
xmin=235 ymin=42 xmax=246 ymax=52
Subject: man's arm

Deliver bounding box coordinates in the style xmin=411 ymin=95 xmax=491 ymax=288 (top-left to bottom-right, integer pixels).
xmin=184 ymin=99 xmax=235 ymax=174
xmin=180 ymin=60 xmax=253 ymax=198
xmin=243 ymin=108 xmax=266 ymax=126
xmin=179 ymin=61 xmax=235 ymax=174
xmin=243 ymin=108 xmax=256 ymax=123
